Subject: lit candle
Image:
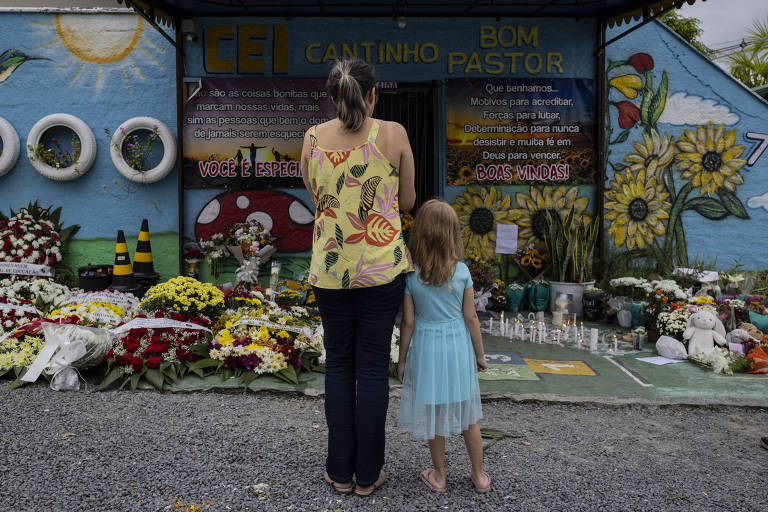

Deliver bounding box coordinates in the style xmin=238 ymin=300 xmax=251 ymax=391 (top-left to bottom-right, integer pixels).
xmin=500 ymin=312 xmax=505 ymax=336
xmin=580 ymin=322 xmax=584 ymax=340
xmin=613 ymin=335 xmax=618 ymax=352
xmin=556 ymin=329 xmax=561 ymax=345
xmin=530 ymin=324 xmax=535 ymax=343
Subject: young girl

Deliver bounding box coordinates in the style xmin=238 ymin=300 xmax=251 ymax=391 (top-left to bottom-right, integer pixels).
xmin=397 ymin=199 xmax=491 ymax=494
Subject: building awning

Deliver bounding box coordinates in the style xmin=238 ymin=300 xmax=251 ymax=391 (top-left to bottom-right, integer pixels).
xmin=125 ymin=0 xmax=700 ymax=27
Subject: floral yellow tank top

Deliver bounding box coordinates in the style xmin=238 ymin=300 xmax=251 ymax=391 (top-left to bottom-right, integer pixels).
xmin=307 ymin=119 xmax=413 ymax=289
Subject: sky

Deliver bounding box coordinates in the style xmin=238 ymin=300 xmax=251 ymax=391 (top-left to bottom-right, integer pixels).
xmin=679 ymin=0 xmax=767 ymax=51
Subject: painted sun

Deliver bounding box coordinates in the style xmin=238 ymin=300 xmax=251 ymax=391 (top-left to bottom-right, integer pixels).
xmin=32 ymin=14 xmax=163 ymax=92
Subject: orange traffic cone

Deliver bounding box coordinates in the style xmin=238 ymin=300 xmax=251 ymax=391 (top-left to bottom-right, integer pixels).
xmin=108 ymin=230 xmax=134 ymax=291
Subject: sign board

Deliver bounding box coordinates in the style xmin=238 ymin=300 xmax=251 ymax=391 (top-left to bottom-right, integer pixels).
xmin=523 ymin=358 xmax=597 ymax=376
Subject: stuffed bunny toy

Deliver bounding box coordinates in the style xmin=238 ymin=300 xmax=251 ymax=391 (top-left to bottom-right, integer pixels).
xmin=683 ymin=308 xmax=726 ymax=356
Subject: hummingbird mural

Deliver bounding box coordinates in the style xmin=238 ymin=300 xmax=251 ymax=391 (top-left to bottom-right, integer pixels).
xmin=0 ymin=49 xmax=50 ymax=84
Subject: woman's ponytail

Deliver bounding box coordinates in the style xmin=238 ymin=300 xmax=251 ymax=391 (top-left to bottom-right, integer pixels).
xmin=327 ymin=59 xmax=376 ymax=132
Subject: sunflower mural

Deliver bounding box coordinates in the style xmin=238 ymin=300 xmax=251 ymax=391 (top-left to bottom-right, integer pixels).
xmin=452 ymin=186 xmax=514 ymax=260
xmin=510 ymin=185 xmax=591 ymax=247
xmin=605 ymin=53 xmax=750 ymax=267
xmin=604 ymin=167 xmax=670 ymax=250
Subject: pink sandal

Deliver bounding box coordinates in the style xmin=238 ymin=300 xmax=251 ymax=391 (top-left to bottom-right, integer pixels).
xmin=471 ymin=471 xmax=491 ymax=494
xmin=420 ymin=469 xmax=447 ymax=494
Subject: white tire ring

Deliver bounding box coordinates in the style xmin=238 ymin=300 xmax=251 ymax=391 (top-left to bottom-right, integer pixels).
xmin=0 ymin=117 xmax=20 ymax=178
xmin=110 ymin=116 xmax=176 ymax=184
xmin=26 ymin=113 xmax=96 ymax=181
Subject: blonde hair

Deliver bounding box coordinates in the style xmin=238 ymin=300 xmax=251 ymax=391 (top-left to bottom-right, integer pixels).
xmin=327 ymin=59 xmax=376 ymax=132
xmin=408 ymin=199 xmax=464 ymax=286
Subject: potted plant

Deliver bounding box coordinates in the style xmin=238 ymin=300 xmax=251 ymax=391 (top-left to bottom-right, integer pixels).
xmin=541 ymin=207 xmax=599 ymax=316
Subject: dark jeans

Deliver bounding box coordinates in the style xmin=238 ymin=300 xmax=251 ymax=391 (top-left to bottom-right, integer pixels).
xmin=313 ymin=274 xmax=405 ymax=487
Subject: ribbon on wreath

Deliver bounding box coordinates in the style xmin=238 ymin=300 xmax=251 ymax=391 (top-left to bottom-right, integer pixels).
xmin=0 ymin=262 xmax=55 ymax=277
xmin=229 ymin=317 xmax=313 ymax=341
xmin=110 ymin=317 xmax=212 ymax=335
xmin=0 ymin=302 xmax=43 ymax=316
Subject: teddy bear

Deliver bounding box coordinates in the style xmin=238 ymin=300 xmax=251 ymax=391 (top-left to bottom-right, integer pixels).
xmin=683 ymin=309 xmax=726 ymax=356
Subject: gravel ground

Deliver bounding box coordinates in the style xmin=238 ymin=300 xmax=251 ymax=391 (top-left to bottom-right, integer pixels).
xmin=1 ymin=382 xmax=766 ymax=512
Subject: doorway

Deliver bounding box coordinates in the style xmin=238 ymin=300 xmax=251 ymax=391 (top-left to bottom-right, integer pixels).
xmin=374 ymin=82 xmax=439 ymax=210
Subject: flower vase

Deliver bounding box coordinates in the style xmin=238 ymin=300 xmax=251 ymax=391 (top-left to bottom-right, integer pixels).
xmin=506 ymin=285 xmax=526 ymax=313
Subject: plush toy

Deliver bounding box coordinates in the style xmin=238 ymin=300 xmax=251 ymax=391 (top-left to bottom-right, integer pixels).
xmin=725 ymin=328 xmax=751 ymax=345
xmin=683 ymin=309 xmax=726 ymax=356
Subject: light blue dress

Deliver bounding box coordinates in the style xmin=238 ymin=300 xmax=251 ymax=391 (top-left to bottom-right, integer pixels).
xmin=397 ymin=262 xmax=483 ymax=440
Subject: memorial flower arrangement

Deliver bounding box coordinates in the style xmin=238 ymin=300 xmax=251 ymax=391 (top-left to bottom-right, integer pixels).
xmin=0 ymin=210 xmax=62 ymax=267
xmin=0 ymin=328 xmax=46 ymax=378
xmin=0 ymin=316 xmax=80 ymax=380
xmin=98 ymin=311 xmax=212 ymax=392
xmin=0 ymin=277 xmax=71 ymax=312
xmin=656 ymin=307 xmax=692 ymax=339
xmin=608 ymin=277 xmax=653 ymax=301
xmin=688 ymin=347 xmax=751 ymax=375
xmin=226 ymin=219 xmax=274 ymax=254
xmin=0 ymin=202 xmax=80 ymax=282
xmin=0 ymin=298 xmax=41 ymax=333
xmin=645 ymin=280 xmax=690 ymax=332
xmin=205 ymin=298 xmax=319 ymax=385
xmin=199 ymin=233 xmax=228 ymax=279
xmin=47 ymin=301 xmax=129 ymax=328
xmin=139 ymin=276 xmax=225 ymax=320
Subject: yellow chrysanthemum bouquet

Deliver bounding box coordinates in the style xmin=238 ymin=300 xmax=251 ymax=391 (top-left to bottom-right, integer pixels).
xmin=139 ymin=276 xmax=225 ymax=320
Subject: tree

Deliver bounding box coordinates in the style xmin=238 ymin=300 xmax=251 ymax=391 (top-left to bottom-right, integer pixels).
xmin=659 ymin=10 xmax=714 ymax=57
xmin=728 ymin=14 xmax=768 ymax=88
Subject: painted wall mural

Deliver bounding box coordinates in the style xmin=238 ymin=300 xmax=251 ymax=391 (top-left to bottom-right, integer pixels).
xmin=605 ymin=21 xmax=768 ymax=269
xmin=0 ymin=12 xmax=177 ymax=279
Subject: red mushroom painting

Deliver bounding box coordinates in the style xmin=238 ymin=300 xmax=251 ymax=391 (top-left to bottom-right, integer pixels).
xmin=195 ymin=190 xmax=315 ymax=253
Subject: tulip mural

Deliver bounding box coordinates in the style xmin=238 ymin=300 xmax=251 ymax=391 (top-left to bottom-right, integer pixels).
xmin=605 ymin=53 xmax=750 ymax=270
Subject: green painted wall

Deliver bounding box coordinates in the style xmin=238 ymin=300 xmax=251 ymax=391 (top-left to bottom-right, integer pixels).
xmin=68 ymin=232 xmax=179 ymax=283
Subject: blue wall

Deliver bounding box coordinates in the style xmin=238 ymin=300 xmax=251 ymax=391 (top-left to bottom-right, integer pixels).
xmin=0 ymin=12 xmax=177 ymax=238
xmin=606 ymin=21 xmax=768 ymax=269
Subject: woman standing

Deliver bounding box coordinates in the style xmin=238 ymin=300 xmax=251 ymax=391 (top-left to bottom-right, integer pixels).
xmin=301 ymin=59 xmax=415 ymax=496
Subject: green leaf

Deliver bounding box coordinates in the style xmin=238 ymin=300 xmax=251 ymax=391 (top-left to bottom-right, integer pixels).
xmin=394 ymin=246 xmax=402 ymax=266
xmin=9 ymin=378 xmax=28 ymax=391
xmin=611 ymin=130 xmax=631 ymax=145
xmin=336 ymin=172 xmax=346 ymax=195
xmin=640 ymin=71 xmax=653 ymax=126
xmin=684 ymin=197 xmax=729 ymax=220
xmin=187 ymin=358 xmax=221 ymax=370
xmin=357 ymin=206 xmax=368 ymax=225
xmin=274 ymin=366 xmax=299 ymax=385
xmin=342 ymin=270 xmax=350 ymax=289
xmin=335 ymin=225 xmax=344 ymax=249
xmin=650 ymin=71 xmax=668 ymax=126
xmin=608 ymin=161 xmax=628 ymax=171
xmin=661 ymin=168 xmax=675 ymax=196
xmin=240 ymin=372 xmax=257 ymax=389
xmin=130 ymin=372 xmax=142 ymax=391
xmin=96 ymin=367 xmax=123 ymax=391
xmin=718 ymin=188 xmax=749 ymax=219
xmin=324 ymin=251 xmax=338 ymax=272
xmin=315 ymin=225 xmax=321 ymax=241
xmin=189 ymin=343 xmax=210 ymax=357
xmin=144 ymin=368 xmax=165 ymax=391
xmin=674 ymin=217 xmax=688 ymax=267
xmin=350 ymin=163 xmax=368 ymax=178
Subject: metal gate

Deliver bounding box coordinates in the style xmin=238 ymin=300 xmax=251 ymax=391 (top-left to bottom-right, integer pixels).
xmin=374 ymin=82 xmax=439 ymax=210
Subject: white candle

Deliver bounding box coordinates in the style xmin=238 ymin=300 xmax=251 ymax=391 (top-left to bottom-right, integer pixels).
xmin=613 ymin=335 xmax=618 ymax=352
xmin=580 ymin=322 xmax=584 ymax=340
xmin=590 ymin=328 xmax=598 ymax=351
xmin=530 ymin=325 xmax=534 ymax=343
xmin=489 ymin=318 xmax=493 ymax=332
xmin=552 ymin=311 xmax=563 ymax=326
